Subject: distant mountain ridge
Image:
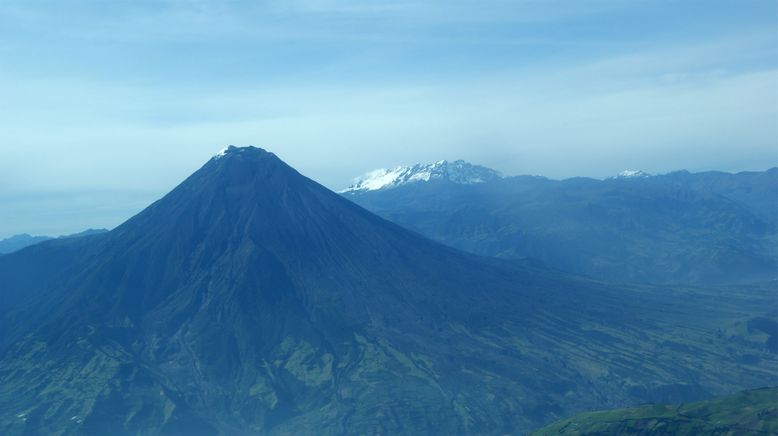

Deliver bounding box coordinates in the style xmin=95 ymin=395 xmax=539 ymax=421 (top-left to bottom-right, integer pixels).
xmin=613 ymin=169 xmax=651 ymax=179
xmin=0 ymin=235 xmax=51 ymax=255
xmin=0 ymin=229 xmax=109 ymax=255
xmin=344 ymin=162 xmax=778 ymax=285
xmin=341 ymin=159 xmax=502 ymax=192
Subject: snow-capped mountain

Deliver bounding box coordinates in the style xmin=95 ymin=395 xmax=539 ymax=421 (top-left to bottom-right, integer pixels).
xmin=342 ymin=160 xmax=502 ymax=192
xmin=614 ymin=170 xmax=651 ymax=179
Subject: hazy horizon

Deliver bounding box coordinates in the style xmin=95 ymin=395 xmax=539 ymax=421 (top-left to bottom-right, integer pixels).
xmin=0 ymin=156 xmax=774 ymax=240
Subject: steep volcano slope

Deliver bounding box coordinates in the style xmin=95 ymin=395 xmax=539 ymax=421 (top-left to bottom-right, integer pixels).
xmin=0 ymin=147 xmax=775 ymax=435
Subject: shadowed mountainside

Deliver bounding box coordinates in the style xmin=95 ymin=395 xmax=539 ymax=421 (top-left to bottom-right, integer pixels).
xmin=344 ymin=167 xmax=778 ymax=285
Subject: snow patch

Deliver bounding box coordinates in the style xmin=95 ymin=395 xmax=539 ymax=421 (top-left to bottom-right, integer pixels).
xmin=213 ymin=145 xmax=255 ymax=160
xmin=341 ymin=159 xmax=502 ymax=192
xmin=214 ymin=145 xmax=236 ymax=159
xmin=615 ymin=170 xmax=651 ymax=179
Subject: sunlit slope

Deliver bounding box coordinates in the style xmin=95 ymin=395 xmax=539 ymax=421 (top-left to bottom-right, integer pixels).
xmin=531 ymin=387 xmax=778 ymax=435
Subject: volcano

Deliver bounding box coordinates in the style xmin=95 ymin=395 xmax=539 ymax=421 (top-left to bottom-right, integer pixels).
xmin=0 ymin=146 xmax=774 ymax=435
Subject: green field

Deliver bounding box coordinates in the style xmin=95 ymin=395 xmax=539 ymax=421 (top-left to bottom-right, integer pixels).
xmin=532 ymin=387 xmax=778 ymax=435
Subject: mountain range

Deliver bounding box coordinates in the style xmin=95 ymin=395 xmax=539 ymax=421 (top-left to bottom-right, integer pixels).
xmin=341 ymin=160 xmax=502 ymax=192
xmin=0 ymin=229 xmax=109 ymax=255
xmin=344 ymin=162 xmax=778 ymax=285
xmin=0 ymin=147 xmax=775 ymax=435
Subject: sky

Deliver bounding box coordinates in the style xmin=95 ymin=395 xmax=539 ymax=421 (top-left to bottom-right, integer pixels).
xmin=0 ymin=0 xmax=776 ymax=238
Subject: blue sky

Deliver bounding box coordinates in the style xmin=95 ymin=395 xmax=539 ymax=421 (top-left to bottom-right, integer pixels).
xmin=0 ymin=0 xmax=776 ymax=238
